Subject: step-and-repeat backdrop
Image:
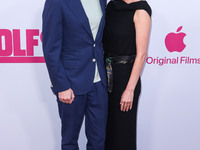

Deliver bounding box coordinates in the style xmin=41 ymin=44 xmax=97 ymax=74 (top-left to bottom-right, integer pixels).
xmin=0 ymin=0 xmax=200 ymax=150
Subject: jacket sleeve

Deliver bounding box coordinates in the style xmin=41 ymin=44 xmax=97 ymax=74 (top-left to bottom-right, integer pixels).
xmin=42 ymin=0 xmax=70 ymax=94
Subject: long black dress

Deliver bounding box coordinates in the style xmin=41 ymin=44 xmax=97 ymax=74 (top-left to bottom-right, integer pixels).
xmin=103 ymin=1 xmax=151 ymax=150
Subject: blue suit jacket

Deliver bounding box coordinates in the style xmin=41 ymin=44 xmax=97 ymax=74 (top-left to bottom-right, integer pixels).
xmin=42 ymin=0 xmax=107 ymax=95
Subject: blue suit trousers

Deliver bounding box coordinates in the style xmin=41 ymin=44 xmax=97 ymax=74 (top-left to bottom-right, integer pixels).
xmin=57 ymin=82 xmax=108 ymax=150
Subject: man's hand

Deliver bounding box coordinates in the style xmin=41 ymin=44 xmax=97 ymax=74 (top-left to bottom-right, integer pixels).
xmin=58 ymin=88 xmax=75 ymax=104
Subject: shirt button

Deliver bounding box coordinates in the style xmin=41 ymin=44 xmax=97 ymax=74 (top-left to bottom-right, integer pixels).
xmin=93 ymin=44 xmax=96 ymax=47
xmin=92 ymin=58 xmax=96 ymax=62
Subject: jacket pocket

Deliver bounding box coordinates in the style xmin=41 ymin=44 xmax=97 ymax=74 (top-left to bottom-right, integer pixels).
xmin=62 ymin=59 xmax=80 ymax=68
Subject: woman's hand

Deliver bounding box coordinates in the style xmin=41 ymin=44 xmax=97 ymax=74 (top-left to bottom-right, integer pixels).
xmin=120 ymin=89 xmax=134 ymax=112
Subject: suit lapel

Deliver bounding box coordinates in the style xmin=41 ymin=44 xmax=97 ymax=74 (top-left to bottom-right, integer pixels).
xmin=100 ymin=0 xmax=106 ymax=15
xmin=65 ymin=0 xmax=106 ymax=41
xmin=65 ymin=0 xmax=93 ymax=38
xmin=95 ymin=0 xmax=106 ymax=41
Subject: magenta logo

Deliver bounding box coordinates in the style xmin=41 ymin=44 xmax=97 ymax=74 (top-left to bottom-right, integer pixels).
xmin=146 ymin=26 xmax=200 ymax=66
xmin=0 ymin=29 xmax=44 ymax=63
xmin=165 ymin=26 xmax=186 ymax=53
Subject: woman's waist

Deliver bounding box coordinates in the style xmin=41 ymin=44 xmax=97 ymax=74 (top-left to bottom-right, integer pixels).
xmin=104 ymin=54 xmax=136 ymax=65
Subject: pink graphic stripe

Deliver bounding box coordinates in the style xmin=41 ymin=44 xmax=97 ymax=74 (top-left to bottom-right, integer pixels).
xmin=0 ymin=57 xmax=45 ymax=63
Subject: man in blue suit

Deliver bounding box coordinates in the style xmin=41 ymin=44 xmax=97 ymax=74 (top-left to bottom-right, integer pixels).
xmin=42 ymin=0 xmax=108 ymax=149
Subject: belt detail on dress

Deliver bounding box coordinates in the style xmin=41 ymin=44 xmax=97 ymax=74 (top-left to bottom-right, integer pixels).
xmin=104 ymin=55 xmax=136 ymax=93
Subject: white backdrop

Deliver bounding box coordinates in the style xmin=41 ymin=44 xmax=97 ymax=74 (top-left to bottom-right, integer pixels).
xmin=0 ymin=0 xmax=200 ymax=150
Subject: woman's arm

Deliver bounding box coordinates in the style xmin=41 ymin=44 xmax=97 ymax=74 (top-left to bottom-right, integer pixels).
xmin=121 ymin=9 xmax=151 ymax=112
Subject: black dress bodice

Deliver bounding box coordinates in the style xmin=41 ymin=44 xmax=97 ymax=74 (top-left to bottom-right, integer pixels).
xmin=103 ymin=0 xmax=151 ymax=56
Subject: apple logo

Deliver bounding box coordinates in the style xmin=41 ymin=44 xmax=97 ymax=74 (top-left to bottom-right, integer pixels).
xmin=165 ymin=26 xmax=186 ymax=52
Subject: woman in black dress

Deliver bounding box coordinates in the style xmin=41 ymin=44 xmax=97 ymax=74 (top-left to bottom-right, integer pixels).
xmin=103 ymin=0 xmax=151 ymax=150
